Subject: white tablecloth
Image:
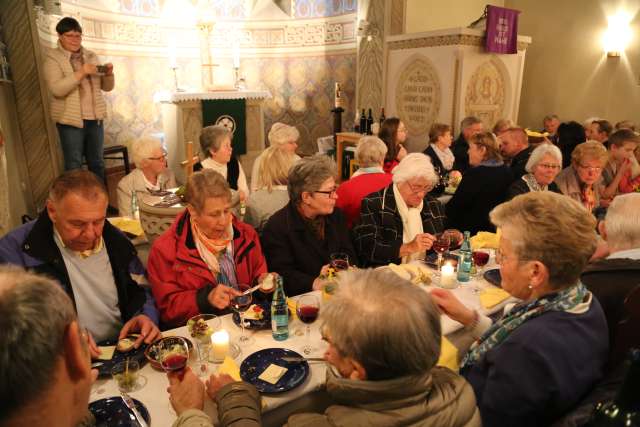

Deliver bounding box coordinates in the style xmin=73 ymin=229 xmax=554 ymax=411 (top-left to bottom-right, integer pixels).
xmin=90 ymin=266 xmax=511 ymax=426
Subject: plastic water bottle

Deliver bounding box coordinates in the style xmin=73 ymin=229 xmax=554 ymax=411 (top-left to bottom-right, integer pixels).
xmin=457 ymin=231 xmax=472 ymax=282
xmin=271 ymin=275 xmax=289 ymax=341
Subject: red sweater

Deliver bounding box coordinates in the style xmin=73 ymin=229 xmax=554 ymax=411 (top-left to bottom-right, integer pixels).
xmin=336 ymin=172 xmax=393 ymax=228
xmin=147 ymin=210 xmax=267 ymax=328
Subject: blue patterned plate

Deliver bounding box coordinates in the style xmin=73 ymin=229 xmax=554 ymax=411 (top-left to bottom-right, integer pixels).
xmin=483 ymin=268 xmax=502 ymax=288
xmin=95 ymin=335 xmax=148 ymax=378
xmin=240 ymin=348 xmax=310 ymax=393
xmin=89 ymin=396 xmax=150 ymax=426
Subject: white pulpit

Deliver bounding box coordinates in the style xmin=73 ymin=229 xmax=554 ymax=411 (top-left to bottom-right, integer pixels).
xmin=157 ymin=90 xmax=271 ymax=183
xmin=385 ymin=28 xmax=531 ymax=153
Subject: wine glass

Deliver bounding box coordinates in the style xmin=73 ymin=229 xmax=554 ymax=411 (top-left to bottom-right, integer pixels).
xmin=187 ymin=314 xmax=220 ymax=376
xmin=158 ymin=337 xmax=190 ymax=373
xmin=472 ymin=251 xmax=490 ymax=275
xmin=329 ymin=253 xmax=350 ymax=271
xmin=296 ymin=295 xmax=320 ymax=355
xmin=444 ymin=229 xmax=461 ymax=250
xmin=433 ymin=233 xmax=451 ymax=269
xmin=231 ymin=287 xmax=253 ymax=346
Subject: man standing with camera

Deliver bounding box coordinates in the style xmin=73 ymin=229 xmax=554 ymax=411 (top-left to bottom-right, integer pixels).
xmin=44 ymin=17 xmax=114 ymax=182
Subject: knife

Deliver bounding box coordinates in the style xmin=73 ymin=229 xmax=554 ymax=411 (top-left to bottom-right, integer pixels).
xmin=281 ymin=356 xmax=325 ymax=363
xmin=120 ymin=392 xmax=148 ymax=427
xmin=241 ymin=283 xmax=263 ymax=296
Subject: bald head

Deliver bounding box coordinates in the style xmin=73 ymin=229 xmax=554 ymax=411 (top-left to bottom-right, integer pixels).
xmin=602 ymin=193 xmax=640 ymax=251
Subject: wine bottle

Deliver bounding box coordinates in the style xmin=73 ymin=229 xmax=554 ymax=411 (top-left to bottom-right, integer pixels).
xmin=379 ymin=107 xmax=386 ymax=125
xmin=271 ymin=276 xmax=289 ymax=341
xmin=366 ymin=108 xmax=374 ymax=135
xmin=586 ymin=349 xmax=640 ymax=426
xmin=457 ymin=231 xmax=472 ymax=282
xmin=359 ymin=109 xmax=367 ymax=135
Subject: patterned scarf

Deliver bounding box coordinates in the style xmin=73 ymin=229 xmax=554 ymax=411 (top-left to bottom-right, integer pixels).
xmin=522 ymin=173 xmax=547 ymax=192
xmin=461 ymin=283 xmax=590 ymax=370
xmin=191 ymin=219 xmax=232 ymax=275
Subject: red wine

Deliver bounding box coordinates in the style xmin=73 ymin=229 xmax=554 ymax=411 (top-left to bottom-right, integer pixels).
xmin=330 ymin=260 xmax=349 ymax=271
xmin=433 ymin=242 xmax=449 ymax=254
xmin=297 ymin=306 xmax=319 ymax=324
xmin=162 ymin=354 xmax=187 ymax=371
xmin=472 ymin=251 xmax=490 ymax=267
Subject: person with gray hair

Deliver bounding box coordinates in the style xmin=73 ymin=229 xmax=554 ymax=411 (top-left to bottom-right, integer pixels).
xmin=335 ymin=136 xmax=392 ymax=228
xmin=197 ymin=125 xmax=249 ymax=202
xmin=506 ymin=143 xmax=563 ymax=199
xmin=452 ymin=116 xmax=484 ymax=172
xmin=354 ymin=153 xmax=458 ymax=267
xmin=0 ymin=266 xmax=95 ymax=427
xmin=250 ymin=122 xmax=301 ymax=192
xmin=166 ymin=268 xmax=481 ymax=427
xmin=261 ymin=155 xmax=357 ymax=295
xmin=117 ymin=136 xmax=177 ymax=217
xmin=582 ymin=192 xmax=640 ymax=353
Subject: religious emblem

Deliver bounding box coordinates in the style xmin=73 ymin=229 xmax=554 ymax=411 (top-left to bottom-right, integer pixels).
xmin=464 ymin=59 xmax=507 ymax=129
xmin=216 ymin=115 xmax=237 ymax=133
xmin=395 ymin=55 xmax=441 ymax=136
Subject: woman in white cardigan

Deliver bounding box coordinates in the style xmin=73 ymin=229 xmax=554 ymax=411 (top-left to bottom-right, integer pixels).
xmin=117 ymin=137 xmax=177 ymax=217
xmin=251 ymin=122 xmax=301 ymax=192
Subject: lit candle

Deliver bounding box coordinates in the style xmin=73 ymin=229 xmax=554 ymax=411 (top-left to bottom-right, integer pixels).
xmin=211 ymin=329 xmax=229 ymax=361
xmin=167 ymin=38 xmax=177 ymax=69
xmin=232 ymin=43 xmax=240 ymax=68
xmin=440 ymin=263 xmax=456 ymax=289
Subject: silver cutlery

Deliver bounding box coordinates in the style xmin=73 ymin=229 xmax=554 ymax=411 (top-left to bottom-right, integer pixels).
xmin=120 ymin=392 xmax=148 ymax=427
xmin=241 ymin=283 xmax=263 ymax=295
xmin=281 ymin=356 xmax=324 ymax=363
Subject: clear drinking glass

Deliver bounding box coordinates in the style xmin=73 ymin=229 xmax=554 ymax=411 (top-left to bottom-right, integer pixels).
xmin=329 ymin=253 xmax=350 ymax=271
xmin=231 ymin=288 xmax=253 ymax=346
xmin=187 ymin=314 xmax=220 ymax=376
xmin=296 ymin=295 xmax=320 ymax=355
xmin=433 ymin=232 xmax=451 ymax=269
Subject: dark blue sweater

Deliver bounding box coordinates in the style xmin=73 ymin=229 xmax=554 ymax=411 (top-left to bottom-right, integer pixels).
xmin=462 ymin=298 xmax=609 ymax=427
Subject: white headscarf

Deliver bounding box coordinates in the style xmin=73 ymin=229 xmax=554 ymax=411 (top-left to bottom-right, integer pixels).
xmin=392 ymin=184 xmax=424 ymax=263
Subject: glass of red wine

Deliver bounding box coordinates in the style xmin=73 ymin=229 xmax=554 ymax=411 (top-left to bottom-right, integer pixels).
xmin=231 ymin=286 xmax=253 ymax=346
xmin=296 ymin=295 xmax=320 ymax=355
xmin=472 ymin=251 xmax=490 ymax=274
xmin=329 ymin=253 xmax=350 ymax=272
xmin=433 ymin=232 xmax=451 ymax=269
xmin=159 ymin=337 xmax=190 ymax=373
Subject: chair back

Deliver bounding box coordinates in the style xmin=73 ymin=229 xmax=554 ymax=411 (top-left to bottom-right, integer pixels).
xmin=610 ymin=284 xmax=640 ymax=367
xmin=137 ymin=193 xmax=184 ymax=245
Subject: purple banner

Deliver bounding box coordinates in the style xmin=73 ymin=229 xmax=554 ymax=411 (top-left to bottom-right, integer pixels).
xmin=485 ymin=5 xmax=520 ymax=54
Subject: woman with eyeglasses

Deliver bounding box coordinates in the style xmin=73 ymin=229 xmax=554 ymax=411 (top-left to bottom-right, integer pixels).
xmin=378 ymin=117 xmax=408 ymax=173
xmin=261 ymin=155 xmax=357 ymax=296
xmin=431 ymin=192 xmax=608 ymax=427
xmin=117 ymin=137 xmax=177 ymax=217
xmin=506 ymin=143 xmax=563 ymax=200
xmin=445 ymin=132 xmax=513 ymax=235
xmin=555 ymin=141 xmax=608 ymax=213
xmin=354 ymin=153 xmax=459 ymax=267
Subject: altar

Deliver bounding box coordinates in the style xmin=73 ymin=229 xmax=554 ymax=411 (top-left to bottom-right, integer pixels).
xmin=157 ymin=90 xmax=271 ymax=183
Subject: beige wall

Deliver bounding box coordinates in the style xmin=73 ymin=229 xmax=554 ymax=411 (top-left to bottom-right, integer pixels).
xmin=506 ymin=0 xmax=640 ymax=128
xmin=406 ymin=0 xmax=504 ymax=33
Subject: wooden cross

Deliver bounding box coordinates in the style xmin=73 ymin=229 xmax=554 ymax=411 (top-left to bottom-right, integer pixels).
xmin=180 ymin=141 xmax=200 ymax=179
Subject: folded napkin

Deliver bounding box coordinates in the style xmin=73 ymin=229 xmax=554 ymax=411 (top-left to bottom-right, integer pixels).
xmin=107 ymin=217 xmax=144 ymax=237
xmin=470 ymin=230 xmax=501 ymax=250
xmin=217 ymin=356 xmax=241 ymax=381
xmin=480 ymin=287 xmax=511 ymax=309
xmin=286 ymin=298 xmax=298 ymax=321
xmin=437 ymin=337 xmax=459 ymax=372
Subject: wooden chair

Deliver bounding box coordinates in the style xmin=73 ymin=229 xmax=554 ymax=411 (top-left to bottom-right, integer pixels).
xmin=137 ymin=192 xmax=184 ymax=245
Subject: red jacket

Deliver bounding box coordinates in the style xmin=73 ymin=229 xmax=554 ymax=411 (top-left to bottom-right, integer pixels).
xmin=336 ymin=172 xmax=393 ymax=228
xmin=147 ymin=210 xmax=267 ymax=328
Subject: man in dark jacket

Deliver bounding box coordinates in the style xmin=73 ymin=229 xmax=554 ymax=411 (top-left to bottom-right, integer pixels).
xmin=581 ymin=193 xmax=640 ymax=353
xmin=452 ymin=116 xmax=484 ymax=173
xmin=499 ymin=127 xmax=534 ymax=181
xmin=0 ymin=170 xmax=160 ymax=352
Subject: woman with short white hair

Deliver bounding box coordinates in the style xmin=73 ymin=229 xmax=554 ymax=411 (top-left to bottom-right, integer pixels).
xmin=506 ymin=143 xmax=562 ymax=199
xmin=251 ymin=122 xmax=301 ymax=192
xmin=354 ymin=153 xmax=458 ymax=266
xmin=335 ymin=136 xmax=392 ymax=228
xmin=117 ymin=137 xmax=177 ymax=217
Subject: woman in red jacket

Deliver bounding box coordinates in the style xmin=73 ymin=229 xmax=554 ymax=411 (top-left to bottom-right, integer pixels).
xmin=147 ymin=169 xmax=268 ymax=328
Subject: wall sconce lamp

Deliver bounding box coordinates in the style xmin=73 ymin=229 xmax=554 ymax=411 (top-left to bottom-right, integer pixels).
xmin=603 ymin=11 xmax=633 ymax=57
xmin=357 ymin=20 xmax=379 ymax=42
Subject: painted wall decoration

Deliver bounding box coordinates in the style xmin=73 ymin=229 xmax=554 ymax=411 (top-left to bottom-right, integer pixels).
xmin=395 ymin=55 xmax=441 ymax=137
xmin=464 ymin=59 xmax=508 ymax=130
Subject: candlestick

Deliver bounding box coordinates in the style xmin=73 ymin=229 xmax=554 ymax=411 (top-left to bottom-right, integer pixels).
xmin=232 ymin=43 xmax=240 ymax=69
xmin=211 ymin=329 xmax=229 ymax=361
xmin=440 ymin=263 xmax=457 ymax=289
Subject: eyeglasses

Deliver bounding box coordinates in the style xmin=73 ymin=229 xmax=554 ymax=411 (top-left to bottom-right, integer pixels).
xmin=538 ymin=163 xmax=561 ymax=170
xmin=148 ymin=151 xmax=168 ymax=161
xmin=495 ymin=247 xmax=531 ymax=265
xmin=578 ymin=164 xmax=603 ymax=172
xmin=62 ymin=33 xmax=82 ymax=39
xmin=407 ymin=182 xmax=432 ymax=195
xmin=314 ymin=188 xmax=338 ymax=197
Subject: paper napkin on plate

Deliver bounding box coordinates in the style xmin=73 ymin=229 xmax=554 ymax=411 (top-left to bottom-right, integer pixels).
xmin=437 ymin=337 xmax=459 ymax=372
xmin=217 ymin=356 xmax=241 ymax=381
xmin=286 ymin=298 xmax=298 ymax=321
xmin=107 ymin=217 xmax=144 ymax=237
xmin=470 ymin=230 xmax=501 ymax=250
xmin=480 ymin=287 xmax=511 ymax=309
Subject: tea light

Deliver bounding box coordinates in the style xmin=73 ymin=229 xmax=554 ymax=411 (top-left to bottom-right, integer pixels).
xmin=211 ymin=329 xmax=229 ymax=361
xmin=440 ymin=263 xmax=456 ymax=288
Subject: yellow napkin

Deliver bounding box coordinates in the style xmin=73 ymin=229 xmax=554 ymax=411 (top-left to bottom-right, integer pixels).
xmin=217 ymin=356 xmax=241 ymax=381
xmin=480 ymin=287 xmax=511 ymax=309
xmin=108 ymin=217 xmax=144 ymax=237
xmin=96 ymin=345 xmax=116 ymax=360
xmin=286 ymin=298 xmax=298 ymax=321
xmin=437 ymin=337 xmax=459 ymax=372
xmin=470 ymin=230 xmax=501 ymax=250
